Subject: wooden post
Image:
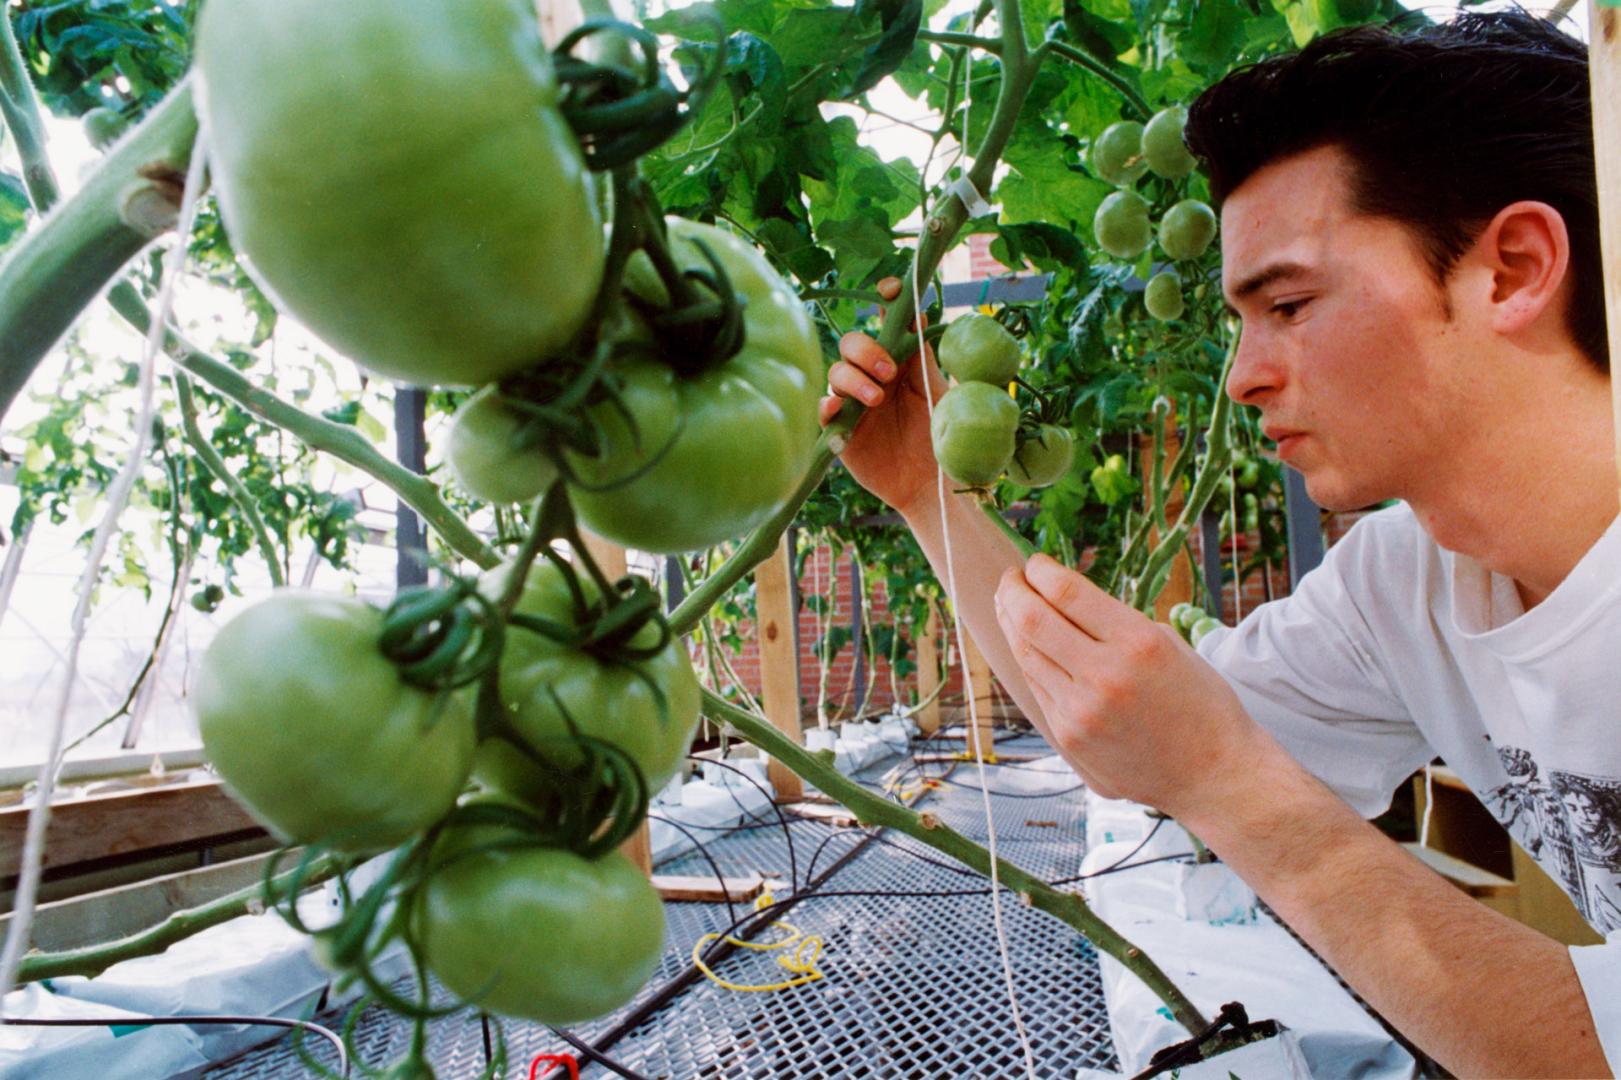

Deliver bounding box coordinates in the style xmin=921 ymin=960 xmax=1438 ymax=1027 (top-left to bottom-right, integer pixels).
xmin=915 ymin=605 xmax=942 ymax=735
xmin=962 ymin=628 xmax=996 ymax=759
xmin=754 ymin=534 xmax=804 ymax=801
xmin=1138 ymin=414 xmax=1193 ymax=623
xmin=1591 ymin=2 xmax=1621 ymax=496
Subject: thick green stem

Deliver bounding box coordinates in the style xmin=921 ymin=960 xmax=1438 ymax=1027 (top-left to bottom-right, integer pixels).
xmin=107 ymin=285 xmax=500 ymax=571
xmin=0 ymin=12 xmax=59 ymax=211
xmin=173 ymin=372 xmax=287 ymax=588
xmin=15 ymin=853 xmax=344 ymax=983
xmin=1131 ymin=338 xmax=1238 ymax=612
xmin=702 ymin=688 xmax=1207 ymax=1035
xmin=0 ymin=80 xmax=199 ymax=428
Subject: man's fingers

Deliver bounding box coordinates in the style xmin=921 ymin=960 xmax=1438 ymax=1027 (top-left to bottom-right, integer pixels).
xmin=837 ymin=331 xmax=899 ymax=383
xmin=1023 ymin=553 xmax=1139 ymax=641
xmin=828 ymin=361 xmax=885 ymax=407
xmin=877 ymin=276 xmax=902 ymax=302
xmin=996 ymin=567 xmax=1098 ymax=672
xmin=819 ymin=395 xmax=845 ymax=427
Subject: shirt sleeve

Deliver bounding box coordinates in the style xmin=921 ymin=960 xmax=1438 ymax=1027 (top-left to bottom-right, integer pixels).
xmin=1194 ymin=515 xmax=1434 ymax=818
xmin=1571 ymin=930 xmax=1621 ymax=1073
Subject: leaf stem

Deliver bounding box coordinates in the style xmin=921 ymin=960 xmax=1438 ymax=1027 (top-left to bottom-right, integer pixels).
xmin=106 ymin=285 xmax=500 ymax=571
xmin=173 ymin=372 xmax=286 ymax=588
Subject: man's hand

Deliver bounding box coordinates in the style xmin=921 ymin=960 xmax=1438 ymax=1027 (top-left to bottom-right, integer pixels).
xmin=819 ymin=277 xmax=950 ymax=520
xmin=994 ymin=552 xmax=1266 ymax=818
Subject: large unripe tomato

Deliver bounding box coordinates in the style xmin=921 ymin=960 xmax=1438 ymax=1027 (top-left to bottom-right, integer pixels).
xmin=931 ymin=382 xmax=1019 ymax=487
xmin=444 ymin=387 xmax=557 ymax=505
xmin=1158 ymin=199 xmax=1218 ymax=262
xmin=476 ymin=560 xmax=701 ymax=803
xmin=1009 ymin=424 xmax=1076 ymax=488
xmin=417 ymin=839 xmax=664 ymax=1023
xmin=194 ymin=0 xmax=603 ymax=387
xmin=193 ymin=592 xmax=476 ymax=852
xmin=1141 ymin=106 xmax=1196 ymax=179
xmin=1094 ymin=191 xmax=1152 ymax=260
xmin=1091 ymin=121 xmax=1147 ymax=186
xmin=1144 ymin=270 xmax=1185 ymax=321
xmin=565 ymin=219 xmax=823 ymax=553
xmin=939 ymin=314 xmax=1020 ymax=386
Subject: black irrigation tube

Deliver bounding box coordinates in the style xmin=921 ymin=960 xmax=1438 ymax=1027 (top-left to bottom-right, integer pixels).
xmin=562 ymin=794 xmax=893 ymax=1065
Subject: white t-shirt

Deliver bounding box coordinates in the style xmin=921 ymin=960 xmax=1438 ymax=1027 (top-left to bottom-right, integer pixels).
xmin=1196 ymin=502 xmax=1621 ymax=1068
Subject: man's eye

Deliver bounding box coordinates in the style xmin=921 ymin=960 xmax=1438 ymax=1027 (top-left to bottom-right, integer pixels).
xmin=1272 ymin=298 xmax=1309 ymax=319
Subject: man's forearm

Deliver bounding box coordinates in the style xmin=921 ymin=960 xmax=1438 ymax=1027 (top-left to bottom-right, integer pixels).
xmin=901 ymin=488 xmax=1049 ymax=731
xmin=1184 ymin=739 xmax=1611 ymax=1078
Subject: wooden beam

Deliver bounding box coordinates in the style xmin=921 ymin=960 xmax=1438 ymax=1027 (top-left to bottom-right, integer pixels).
xmin=754 ymin=534 xmax=804 ymax=801
xmin=0 ymin=778 xmax=259 ymax=879
xmin=1592 ymin=0 xmax=1621 ymax=494
xmin=961 ymin=628 xmax=996 ymax=760
xmin=914 ymin=604 xmax=942 ymax=735
xmin=0 ymin=848 xmax=280 ymax=953
xmin=653 ymin=872 xmax=764 ymax=904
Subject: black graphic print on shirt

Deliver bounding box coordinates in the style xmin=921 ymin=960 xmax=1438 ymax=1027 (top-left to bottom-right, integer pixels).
xmin=1484 ymin=747 xmax=1621 ymax=934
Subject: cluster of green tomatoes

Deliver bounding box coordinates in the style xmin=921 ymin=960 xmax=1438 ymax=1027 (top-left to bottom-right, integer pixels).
xmin=928 ymin=313 xmax=1076 ymax=490
xmin=178 ymin=0 xmax=837 ymax=1036
xmin=1168 ymin=601 xmax=1223 ymax=648
xmin=1089 ymin=106 xmax=1217 ymax=322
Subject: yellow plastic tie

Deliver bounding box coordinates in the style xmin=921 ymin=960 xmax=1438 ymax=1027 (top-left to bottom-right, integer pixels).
xmin=691 ymin=892 xmax=828 ymax=992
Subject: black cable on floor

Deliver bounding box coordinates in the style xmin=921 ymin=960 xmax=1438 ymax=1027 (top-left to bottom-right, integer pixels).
xmin=647 ymin=813 xmax=739 ymax=927
xmin=686 ymin=753 xmax=801 ymax=891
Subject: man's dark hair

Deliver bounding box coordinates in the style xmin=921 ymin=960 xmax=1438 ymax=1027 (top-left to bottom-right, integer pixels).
xmin=1185 ymin=11 xmax=1606 ymax=372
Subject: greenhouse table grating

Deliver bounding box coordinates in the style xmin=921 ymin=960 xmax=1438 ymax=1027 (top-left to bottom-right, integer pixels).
xmin=204 ymin=735 xmax=1128 ymax=1078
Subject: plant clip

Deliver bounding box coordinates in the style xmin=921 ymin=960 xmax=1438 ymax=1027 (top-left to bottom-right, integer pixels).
xmin=552 ymin=12 xmax=727 ymax=170
xmin=1130 ymin=1000 xmax=1280 ymax=1079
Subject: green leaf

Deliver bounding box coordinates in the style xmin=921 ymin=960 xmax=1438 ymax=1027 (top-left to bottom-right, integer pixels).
xmin=993 ymin=222 xmax=1086 ymax=273
xmin=0 ymin=173 xmax=30 ymax=252
xmin=845 ymin=0 xmax=923 ymax=98
xmin=1179 ymin=0 xmax=1247 ymax=71
xmin=756 ymin=218 xmax=836 ymax=282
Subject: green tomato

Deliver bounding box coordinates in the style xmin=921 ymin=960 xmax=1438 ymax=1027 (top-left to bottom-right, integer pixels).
xmin=565 ymin=219 xmax=823 ymax=553
xmin=1159 ymin=199 xmax=1218 ymax=262
xmin=445 ymin=387 xmax=557 ymax=505
xmin=193 ymin=592 xmax=476 ymax=852
xmin=1144 ymin=270 xmax=1185 ymax=322
xmin=1188 ymin=615 xmax=1223 ymax=647
xmin=1091 ymin=121 xmax=1147 ymax=186
xmin=417 ymin=839 xmax=664 ymax=1023
xmin=1094 ymin=191 xmax=1152 ymax=261
xmin=1237 ymin=458 xmax=1262 ymax=491
xmin=1168 ymin=602 xmax=1204 ymax=637
xmin=930 ymin=382 xmax=1019 ymax=487
xmin=81 ymin=107 xmax=127 ymax=151
xmin=476 ymin=560 xmax=701 ymax=802
xmin=195 ymin=0 xmax=602 ymax=387
xmin=1142 ymin=106 xmax=1196 ymax=179
xmin=938 ymin=314 xmax=1020 ymax=387
xmin=1009 ymin=424 xmax=1076 ymax=487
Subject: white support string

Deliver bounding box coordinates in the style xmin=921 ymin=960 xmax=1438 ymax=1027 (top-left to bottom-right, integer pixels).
xmin=0 ymin=133 xmax=211 ymax=1009
xmin=1419 ymin=762 xmax=1435 ymax=849
xmin=903 ymin=37 xmax=1040 ymax=1080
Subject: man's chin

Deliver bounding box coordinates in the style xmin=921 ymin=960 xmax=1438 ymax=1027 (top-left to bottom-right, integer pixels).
xmin=1298 ymin=471 xmax=1383 ymax=514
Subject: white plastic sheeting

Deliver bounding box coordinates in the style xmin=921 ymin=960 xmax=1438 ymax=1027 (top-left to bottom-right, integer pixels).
xmin=0 ymin=885 xmax=408 ymax=1079
xmin=1075 ymin=792 xmax=1417 ymax=1079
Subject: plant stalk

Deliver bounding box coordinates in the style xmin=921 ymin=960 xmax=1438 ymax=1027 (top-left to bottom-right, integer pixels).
xmin=107 ymin=285 xmax=500 ymax=571
xmin=0 ymin=80 xmax=199 ymax=428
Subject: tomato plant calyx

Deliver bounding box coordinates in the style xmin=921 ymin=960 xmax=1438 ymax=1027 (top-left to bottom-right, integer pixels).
xmin=379 ymin=579 xmax=506 ymax=693
xmin=551 ymin=15 xmax=727 ymax=171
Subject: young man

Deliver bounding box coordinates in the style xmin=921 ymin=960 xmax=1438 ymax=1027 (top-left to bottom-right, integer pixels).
xmin=821 ymin=12 xmax=1618 ymax=1076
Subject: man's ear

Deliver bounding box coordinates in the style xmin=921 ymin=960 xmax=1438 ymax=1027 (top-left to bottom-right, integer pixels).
xmin=1474 ymin=201 xmax=1570 ymax=337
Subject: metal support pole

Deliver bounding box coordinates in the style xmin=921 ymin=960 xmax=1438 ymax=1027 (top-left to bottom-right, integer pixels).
xmin=1199 ymin=509 xmax=1224 ymax=621
xmin=393 ymin=388 xmax=429 ymax=588
xmin=1283 ymin=466 xmax=1325 ymax=589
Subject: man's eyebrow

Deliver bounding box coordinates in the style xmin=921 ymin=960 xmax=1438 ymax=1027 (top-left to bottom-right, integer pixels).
xmin=1223 ymin=261 xmax=1314 ymax=313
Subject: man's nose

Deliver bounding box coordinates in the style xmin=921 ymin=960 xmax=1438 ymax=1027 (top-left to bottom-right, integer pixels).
xmin=1224 ymin=325 xmax=1280 ymax=406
